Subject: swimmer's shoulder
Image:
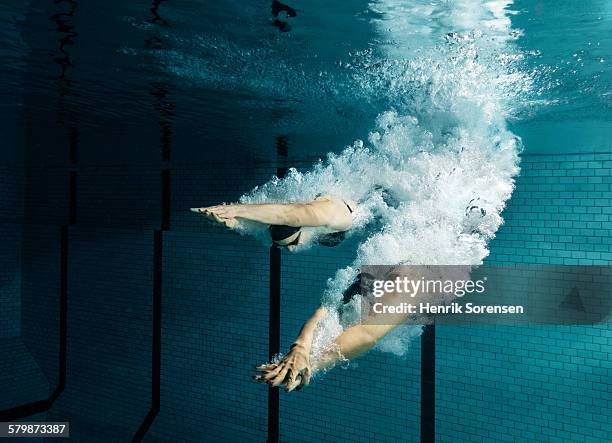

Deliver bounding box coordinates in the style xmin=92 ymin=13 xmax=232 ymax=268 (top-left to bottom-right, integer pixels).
xmin=312 ymin=194 xmax=351 ymax=209
xmin=310 ymin=194 xmax=354 ymax=231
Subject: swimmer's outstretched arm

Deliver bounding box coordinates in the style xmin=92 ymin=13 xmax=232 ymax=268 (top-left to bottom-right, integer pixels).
xmin=254 ymin=306 xmax=327 ymax=392
xmin=312 ymin=320 xmax=404 ymax=372
xmin=254 ymin=310 xmax=407 ymax=391
xmin=254 ymin=280 xmax=417 ymax=392
xmin=313 ymin=285 xmax=417 ymax=372
xmin=191 ymin=197 xmax=352 ymax=231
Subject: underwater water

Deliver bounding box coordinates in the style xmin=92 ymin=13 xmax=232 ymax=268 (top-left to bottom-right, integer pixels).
xmin=1 ymin=0 xmax=611 ymax=442
xmin=3 ymin=0 xmax=610 ymax=161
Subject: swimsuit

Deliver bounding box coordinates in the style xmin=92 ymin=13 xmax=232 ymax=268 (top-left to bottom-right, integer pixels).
xmin=269 ymin=199 xmax=354 ymax=247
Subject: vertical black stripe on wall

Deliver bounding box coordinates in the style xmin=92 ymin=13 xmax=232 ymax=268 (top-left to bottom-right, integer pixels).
xmin=267 ymin=245 xmax=281 ymax=443
xmin=132 ymin=230 xmax=163 ymax=442
xmin=58 ymin=225 xmax=69 ymax=391
xmin=69 ymin=171 xmax=77 ymax=225
xmin=161 ymin=169 xmax=170 ymax=231
xmin=133 ymin=98 xmax=171 ymax=443
xmin=267 ymin=136 xmax=288 ymax=443
xmin=133 ymin=14 xmax=173 ymax=437
xmin=133 ymin=150 xmax=169 ymax=442
xmin=149 ymin=81 xmax=174 ymax=162
xmin=152 ymin=230 xmax=162 ymax=414
xmin=420 ymin=324 xmax=436 ymax=443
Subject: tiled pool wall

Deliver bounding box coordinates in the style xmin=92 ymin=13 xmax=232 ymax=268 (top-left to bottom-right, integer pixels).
xmin=0 ymin=152 xmax=610 ymax=442
xmin=437 ymin=153 xmax=612 ymax=443
xmin=0 ymin=166 xmax=23 ymax=338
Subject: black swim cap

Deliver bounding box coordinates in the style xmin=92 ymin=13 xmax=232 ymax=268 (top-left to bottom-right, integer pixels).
xmin=342 ymin=272 xmax=376 ymax=304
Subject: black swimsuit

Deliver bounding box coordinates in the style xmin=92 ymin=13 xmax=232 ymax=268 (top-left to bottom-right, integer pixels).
xmin=269 ymin=224 xmax=301 ymax=244
xmin=269 ymin=200 xmax=353 ymax=247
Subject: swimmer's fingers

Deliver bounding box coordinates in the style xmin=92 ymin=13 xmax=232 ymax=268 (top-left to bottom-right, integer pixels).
xmin=202 ymin=209 xmax=238 ymax=229
xmin=191 ymin=208 xmax=214 ymax=219
xmin=224 ymin=218 xmax=238 ymax=228
xmin=285 ymin=372 xmax=301 ymax=392
xmin=255 ymin=363 xmax=277 ymax=372
xmin=299 ymin=368 xmax=312 ymax=388
xmin=211 ymin=205 xmax=230 ymax=214
xmin=189 ymin=206 xmax=215 ymax=219
xmin=270 ymin=367 xmax=290 ymax=387
xmin=253 ymin=363 xmax=279 ymax=383
xmin=253 ymin=374 xmax=273 ymax=384
xmin=190 ymin=206 xmax=217 ymax=214
xmin=206 ymin=211 xmax=231 ymax=226
xmin=262 ymin=364 xmax=284 ymax=382
xmin=205 ymin=211 xmax=222 ymax=222
xmin=206 ymin=205 xmax=235 ymax=217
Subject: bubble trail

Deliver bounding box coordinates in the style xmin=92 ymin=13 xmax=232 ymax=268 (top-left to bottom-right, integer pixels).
xmin=239 ymin=0 xmax=533 ymax=356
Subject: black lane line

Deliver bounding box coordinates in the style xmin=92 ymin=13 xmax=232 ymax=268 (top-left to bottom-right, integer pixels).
xmin=149 ymin=82 xmax=175 ymax=162
xmin=132 ymin=229 xmax=163 ymax=442
xmin=69 ymin=171 xmax=77 ymax=225
xmin=131 ymin=104 xmax=172 ymax=443
xmin=53 ymin=0 xmax=80 ymax=166
xmin=58 ymin=226 xmax=69 ymax=391
xmin=161 ymin=169 xmax=170 ymax=231
xmin=420 ymin=324 xmax=436 ymax=443
xmin=0 ymin=225 xmax=69 ymax=421
xmin=69 ymin=127 xmax=78 ymax=164
xmin=133 ymin=7 xmax=174 ymax=437
xmin=133 ymin=165 xmax=168 ymax=441
xmin=267 ymin=135 xmax=289 ymax=443
xmin=267 ymin=245 xmax=281 ymax=443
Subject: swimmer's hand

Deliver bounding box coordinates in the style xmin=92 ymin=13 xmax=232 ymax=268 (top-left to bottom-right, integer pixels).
xmin=190 ymin=205 xmax=240 ymax=229
xmin=253 ymin=343 xmax=312 ymax=392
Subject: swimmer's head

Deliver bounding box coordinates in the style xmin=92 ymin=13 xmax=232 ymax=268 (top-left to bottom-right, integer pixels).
xmin=342 ymin=272 xmax=376 ymax=304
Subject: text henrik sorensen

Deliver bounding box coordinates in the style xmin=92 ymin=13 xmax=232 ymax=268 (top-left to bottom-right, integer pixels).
xmin=372 ymin=302 xmax=524 ymax=315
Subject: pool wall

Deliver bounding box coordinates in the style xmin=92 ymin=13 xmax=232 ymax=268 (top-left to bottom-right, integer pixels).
xmin=436 ymin=153 xmax=612 ymax=443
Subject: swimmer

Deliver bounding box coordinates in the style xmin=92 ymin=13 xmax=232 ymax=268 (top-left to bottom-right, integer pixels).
xmin=253 ymin=268 xmax=440 ymax=392
xmin=191 ymin=195 xmax=357 ymax=251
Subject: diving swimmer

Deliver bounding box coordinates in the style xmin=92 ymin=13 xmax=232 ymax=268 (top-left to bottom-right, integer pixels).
xmin=191 ymin=194 xmax=357 ymax=251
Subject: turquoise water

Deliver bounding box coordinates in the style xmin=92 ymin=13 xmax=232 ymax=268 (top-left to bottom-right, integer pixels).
xmin=2 ymin=0 xmax=610 ymax=160
xmin=510 ymin=0 xmax=612 ymax=153
xmin=139 ymin=0 xmax=611 ymax=157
